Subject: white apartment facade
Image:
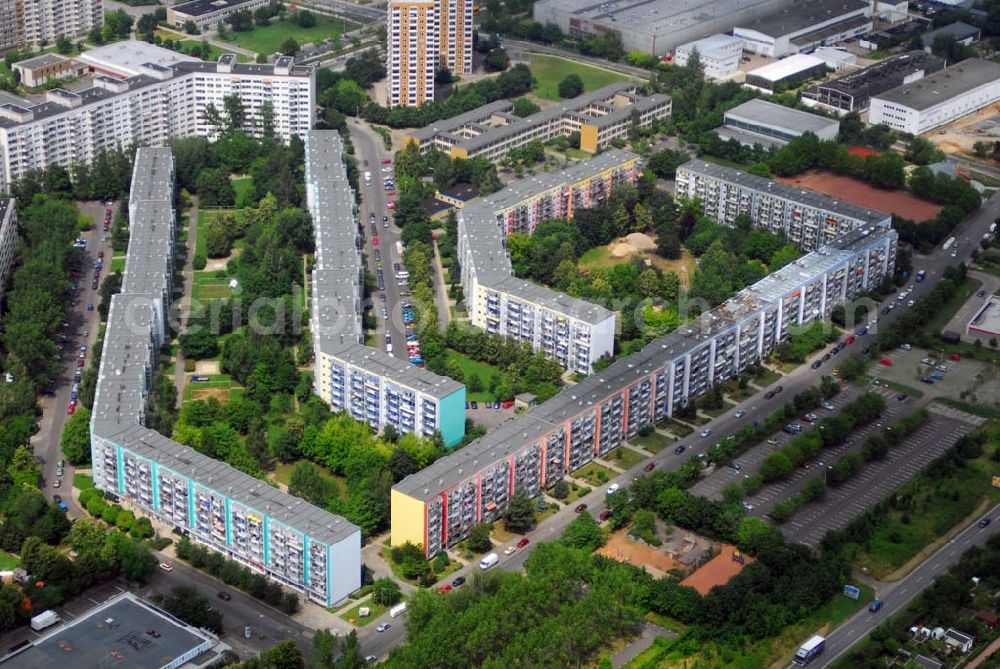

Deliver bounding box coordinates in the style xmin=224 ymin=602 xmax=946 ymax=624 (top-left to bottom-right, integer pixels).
xmin=0 ymin=200 xmax=17 ymax=313
xmin=387 ymin=0 xmax=440 ymax=108
xmin=0 ymin=55 xmax=314 ymax=194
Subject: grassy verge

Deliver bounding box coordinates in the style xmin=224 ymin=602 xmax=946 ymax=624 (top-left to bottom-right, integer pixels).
xmin=924 ymin=277 xmax=980 ymax=334
xmin=74 ymin=473 xmax=95 ymax=491
xmin=0 ymin=550 xmax=19 ymax=569
xmin=528 ymin=53 xmax=632 ymax=101
xmin=936 ymin=397 xmax=1000 ymax=419
xmin=868 ymin=378 xmax=924 ymax=399
xmin=853 ymin=449 xmax=1000 ymax=578
xmin=629 ymin=432 xmax=674 ymax=454
xmin=660 ymin=419 xmax=693 ymax=438
xmin=754 ymin=369 xmax=782 ymax=386
xmin=232 ymin=177 xmax=255 ymax=207
xmin=605 ymin=445 xmax=649 ymax=468
xmin=338 ymin=600 xmax=387 ymax=627
xmin=574 ymin=461 xmax=617 ymax=487
xmin=229 ymin=15 xmax=352 ymax=55
xmin=444 ymin=349 xmax=507 ymax=402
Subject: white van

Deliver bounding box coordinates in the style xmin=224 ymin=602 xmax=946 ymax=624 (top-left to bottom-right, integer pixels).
xmin=364 ymin=171 xmax=372 ymax=186
xmin=389 ymin=602 xmax=407 ymax=617
xmin=479 ymin=552 xmax=499 ymax=570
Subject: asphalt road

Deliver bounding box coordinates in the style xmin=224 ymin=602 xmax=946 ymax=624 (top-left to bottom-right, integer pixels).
xmin=349 ymin=121 xmax=410 ymax=362
xmin=355 ymin=185 xmax=1000 ymax=663
xmin=812 ymin=501 xmax=1000 ymax=668
xmin=32 ymin=201 xmax=115 ymax=516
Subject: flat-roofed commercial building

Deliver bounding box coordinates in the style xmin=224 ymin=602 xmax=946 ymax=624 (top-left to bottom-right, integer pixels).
xmin=91 ymin=148 xmax=361 ymax=607
xmin=0 ymin=199 xmax=17 ymax=318
xmin=458 ymin=151 xmax=640 ymax=374
xmin=404 ymin=82 xmax=671 ymax=160
xmin=744 ymin=53 xmax=829 ymax=93
xmin=533 ymin=0 xmax=798 ymax=56
xmin=718 ymin=99 xmax=840 ymax=147
xmin=394 ymin=220 xmax=897 ymax=556
xmin=306 ymin=131 xmax=467 ymax=446
xmin=734 ymin=0 xmax=872 ymax=58
xmin=167 ymin=0 xmax=273 ymax=31
xmin=801 ymin=51 xmax=945 ymax=113
xmin=0 ymin=52 xmax=314 ymax=195
xmin=869 ymin=58 xmax=1000 ymax=135
xmin=674 ymin=34 xmax=745 ymax=80
xmin=675 ymin=161 xmax=891 ymax=250
xmin=11 ymin=53 xmax=88 ymax=88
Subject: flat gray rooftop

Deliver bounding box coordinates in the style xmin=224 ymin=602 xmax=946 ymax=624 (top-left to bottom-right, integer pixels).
xmin=4 ymin=594 xmax=211 ymax=669
xmin=724 ymin=99 xmax=839 ymax=134
xmin=873 ymin=58 xmax=1000 ymax=111
xmin=735 ymin=0 xmax=868 ymax=38
xmin=535 ymin=0 xmax=789 ymax=39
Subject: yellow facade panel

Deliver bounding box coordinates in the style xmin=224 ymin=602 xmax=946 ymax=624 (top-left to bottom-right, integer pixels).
xmin=390 ymin=488 xmax=427 ymax=548
xmin=579 ymin=124 xmax=599 ymax=153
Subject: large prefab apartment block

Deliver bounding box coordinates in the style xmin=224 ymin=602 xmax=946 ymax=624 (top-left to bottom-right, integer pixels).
xmin=675 ymin=161 xmax=891 ymax=249
xmin=869 ymin=58 xmax=1000 ymax=135
xmin=90 ymin=148 xmax=361 ymax=607
xmin=404 ymin=82 xmax=671 ymax=160
xmin=0 ymin=199 xmax=17 ymax=319
xmin=306 ymin=131 xmax=467 ymax=446
xmin=394 ymin=211 xmax=896 ymax=556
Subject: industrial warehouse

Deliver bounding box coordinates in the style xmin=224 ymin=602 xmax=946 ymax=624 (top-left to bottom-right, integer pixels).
xmin=90 ymin=148 xmax=362 ymax=608
xmin=732 ymin=0 xmax=873 ymax=58
xmin=393 ymin=195 xmax=897 ymax=555
xmin=801 ymin=50 xmax=946 ymax=113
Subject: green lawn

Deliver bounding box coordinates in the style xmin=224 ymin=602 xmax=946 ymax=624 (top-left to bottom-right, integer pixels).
xmin=74 ymin=473 xmax=95 ymax=491
xmin=660 ymin=418 xmax=693 ymax=438
xmin=605 ymin=445 xmax=649 ymax=467
xmin=0 ymin=550 xmax=19 ymax=570
xmin=924 ymin=277 xmax=980 ymax=334
xmin=629 ymin=431 xmax=673 ymax=454
xmin=528 ymin=53 xmax=632 ymax=101
xmin=232 ymin=177 xmax=255 ymax=208
xmin=110 ymin=256 xmax=125 ymax=273
xmin=573 ymin=461 xmax=617 ymax=487
xmin=445 ymin=349 xmax=507 ymax=402
xmin=192 ymin=271 xmax=233 ymax=301
xmin=270 ymin=462 xmax=348 ymax=501
xmin=229 ymin=16 xmax=352 ymax=56
xmin=182 ymin=374 xmax=243 ymax=404
xmin=754 ymin=368 xmax=782 ymax=386
xmin=338 ymin=599 xmax=387 ymax=627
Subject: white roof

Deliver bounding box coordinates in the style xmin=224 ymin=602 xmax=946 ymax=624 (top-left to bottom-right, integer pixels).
xmin=747 ymin=53 xmax=825 ymax=82
xmin=78 ymin=40 xmax=200 ymax=78
xmin=676 ymin=34 xmax=744 ymax=57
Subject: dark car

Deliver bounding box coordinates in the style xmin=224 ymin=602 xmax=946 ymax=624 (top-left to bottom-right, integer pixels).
xmin=644 ymin=462 xmax=655 ymax=472
xmin=764 ymin=390 xmax=776 ymax=399
xmin=599 ymin=510 xmax=611 ymax=521
xmin=471 ymin=401 xmax=478 ymax=409
xmin=217 ymin=592 xmax=231 ymax=601
xmin=53 ymin=494 xmax=62 ymax=504
xmin=674 ymin=445 xmax=686 ymax=455
xmin=896 ymin=393 xmax=908 ymax=401
xmin=451 ymin=576 xmax=466 ymax=587
xmin=979 ymin=518 xmax=992 ymax=529
xmin=774 ymin=385 xmax=783 ymax=394
xmin=811 ymin=360 xmax=821 ymax=369
xmin=574 ymin=503 xmax=588 ymax=513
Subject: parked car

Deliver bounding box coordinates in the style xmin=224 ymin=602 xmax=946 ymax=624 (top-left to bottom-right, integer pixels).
xmin=574 ymin=503 xmax=588 ymax=513
xmin=599 ymin=510 xmax=611 ymax=521
xmin=451 ymin=576 xmax=466 ymax=587
xmin=734 ymin=409 xmax=745 ymax=418
xmin=377 ymin=622 xmax=392 ymax=631
xmin=643 ymin=462 xmax=656 ymax=472
xmin=217 ymin=592 xmax=231 ymax=601
xmin=674 ymin=445 xmax=686 ymax=455
xmin=159 ymin=562 xmax=173 ymax=572
xmin=979 ymin=518 xmax=992 ymax=528
xmin=516 ymin=537 xmax=530 ymax=548
xmin=811 ymin=360 xmax=821 ymax=369
xmin=606 ymin=483 xmax=620 ymax=495
xmin=699 ymin=429 xmax=712 ymax=438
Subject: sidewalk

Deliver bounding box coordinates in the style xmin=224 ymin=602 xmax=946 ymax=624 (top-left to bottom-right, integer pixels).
xmin=431 ymin=238 xmax=451 ymax=332
xmin=173 ymin=197 xmax=199 ymax=401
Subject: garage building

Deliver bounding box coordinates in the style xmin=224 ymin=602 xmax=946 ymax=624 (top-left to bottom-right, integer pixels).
xmin=869 ymin=58 xmax=1000 ymax=135
xmin=733 ymin=0 xmax=873 ymax=58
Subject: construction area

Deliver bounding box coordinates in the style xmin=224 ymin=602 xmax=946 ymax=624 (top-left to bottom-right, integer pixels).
xmin=776 ymin=169 xmax=943 ymax=222
xmin=925 ymin=102 xmax=1000 ymax=158
xmin=596 ymin=524 xmax=715 ymax=579
xmin=680 ymin=544 xmax=755 ymax=595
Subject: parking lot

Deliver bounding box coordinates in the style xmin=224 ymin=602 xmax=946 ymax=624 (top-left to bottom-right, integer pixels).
xmin=690 ymin=384 xmax=880 ymax=501
xmin=779 ymin=405 xmax=983 ymax=547
xmin=870 ymin=347 xmax=987 ymax=401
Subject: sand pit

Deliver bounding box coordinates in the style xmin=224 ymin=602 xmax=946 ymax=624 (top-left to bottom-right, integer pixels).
xmin=680 ymin=544 xmax=753 ymax=595
xmin=190 ymin=387 xmax=230 ymax=403
xmin=776 ymin=169 xmax=942 ymax=222
xmin=195 ymin=360 xmax=220 ymax=375
xmin=608 ymin=232 xmax=656 ymax=258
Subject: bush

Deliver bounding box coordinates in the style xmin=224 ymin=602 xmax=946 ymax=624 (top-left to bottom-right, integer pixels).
xmin=193 ymin=253 xmax=207 ymax=270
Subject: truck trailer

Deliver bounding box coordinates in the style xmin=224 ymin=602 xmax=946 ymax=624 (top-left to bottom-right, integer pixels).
xmin=794 ymin=635 xmax=825 ymax=665
xmin=30 ymin=610 xmax=60 ymax=632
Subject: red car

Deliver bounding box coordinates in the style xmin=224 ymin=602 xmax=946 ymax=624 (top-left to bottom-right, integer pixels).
xmin=76 ymin=358 xmax=85 ymax=368
xmin=387 ymin=202 xmax=396 ymax=210
xmin=599 ymin=510 xmax=611 ymax=521
xmin=574 ymin=503 xmax=588 ymax=513
xmin=878 ymin=358 xmax=893 ymax=366
xmin=372 ymin=236 xmax=380 ymax=247
xmin=437 ymin=584 xmax=452 ymax=594
xmin=66 ymin=402 xmax=76 ymax=414
xmin=844 ymin=335 xmax=856 ymax=345
xmin=949 ymin=353 xmax=961 ymax=361
xmin=643 ymin=462 xmax=656 ymax=473
xmin=516 ymin=537 xmax=530 ymax=549
xmin=501 ymin=400 xmax=514 ymax=409
xmin=381 ymin=158 xmax=392 ymax=165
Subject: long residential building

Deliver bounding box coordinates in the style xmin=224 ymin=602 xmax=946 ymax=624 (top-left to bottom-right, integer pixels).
xmin=90 ymin=148 xmax=361 ymax=607
xmin=394 ymin=220 xmax=897 ymax=556
xmin=404 ymin=82 xmax=672 ymax=160
xmin=458 ymin=151 xmax=641 ymax=374
xmin=868 ymin=58 xmax=1000 ymax=135
xmin=0 ymin=52 xmax=314 ymax=194
xmin=675 ymin=161 xmax=892 ymax=251
xmin=0 ymin=199 xmax=17 ymax=315
xmin=0 ymin=0 xmax=102 ymax=52
xmin=306 ymin=130 xmax=467 ymax=446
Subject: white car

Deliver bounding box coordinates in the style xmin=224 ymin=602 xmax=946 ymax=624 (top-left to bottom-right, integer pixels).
xmin=741 ymin=501 xmax=755 ymax=511
xmin=951 ymin=250 xmax=958 ymax=257
xmin=900 ymin=343 xmax=912 ymax=351
xmin=700 ymin=429 xmax=712 ymax=438
xmin=503 ymin=545 xmax=517 ymax=555
xmin=606 ymin=483 xmax=620 ymax=495
xmin=734 ymin=409 xmax=745 ymax=418
xmin=907 ymin=300 xmax=914 ymax=307
xmin=376 ymin=623 xmax=390 ymax=632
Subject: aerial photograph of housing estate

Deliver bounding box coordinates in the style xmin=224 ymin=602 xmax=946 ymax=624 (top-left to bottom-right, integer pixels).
xmin=0 ymin=0 xmax=999 ymax=667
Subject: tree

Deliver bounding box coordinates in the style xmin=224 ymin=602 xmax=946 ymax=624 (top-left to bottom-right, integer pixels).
xmin=103 ymin=10 xmax=134 ymax=38
xmin=466 ymin=522 xmax=493 ymax=553
xmin=388 ymin=448 xmax=419 ymax=482
xmin=560 ymin=512 xmax=605 ymax=551
xmin=196 ymin=168 xmax=236 ymax=206
xmin=484 ymin=47 xmax=510 ymax=72
xmin=61 ymin=407 xmax=91 ymax=464
xmin=371 ymin=577 xmax=402 ymax=606
xmin=296 ymin=10 xmax=316 ymax=27
xmin=558 ymin=73 xmax=584 ymax=99
xmin=281 ymin=37 xmax=300 ymax=57
xmin=551 ymin=479 xmax=569 ymax=499
xmin=162 ymin=585 xmax=224 ymax=633
xmin=435 ymin=65 xmax=454 ymax=85
xmin=288 ymin=461 xmax=338 ymax=507
xmin=504 ymin=487 xmax=536 ymax=534
xmin=55 ymin=34 xmax=73 ymax=54
xmin=511 ymin=97 xmax=541 ymax=117
xmin=8 ymin=445 xmax=40 ymax=487
xmin=248 ymin=639 xmax=304 ymax=669
xmin=905 ymin=136 xmax=943 ymax=166
xmin=183 ymin=19 xmax=200 ymax=35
